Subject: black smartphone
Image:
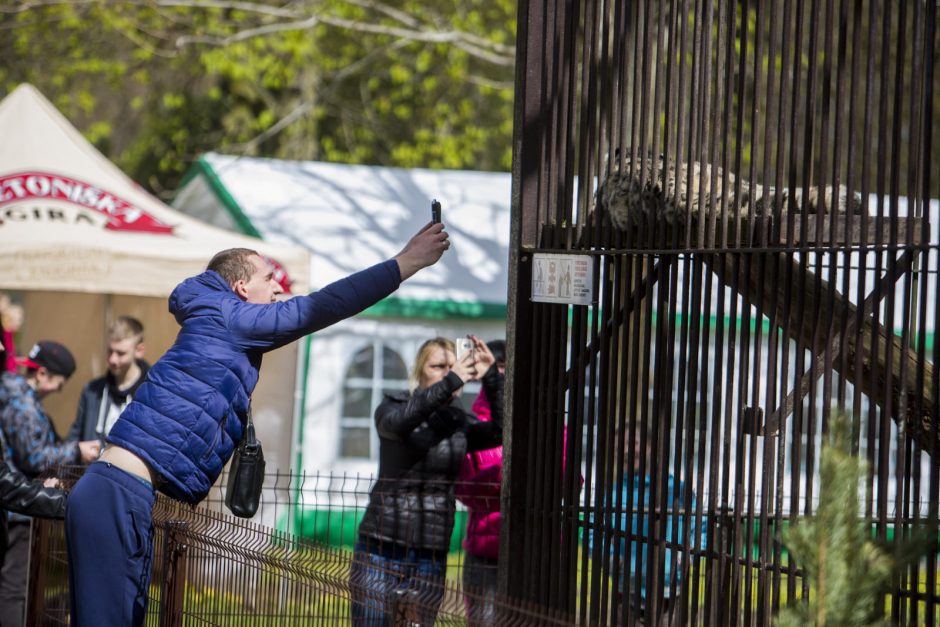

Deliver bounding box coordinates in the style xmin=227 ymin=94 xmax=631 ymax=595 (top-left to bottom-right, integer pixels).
xmin=431 ymin=198 xmax=442 ymax=224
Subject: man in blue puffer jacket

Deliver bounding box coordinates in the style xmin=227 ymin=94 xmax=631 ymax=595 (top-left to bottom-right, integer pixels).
xmin=65 ymin=222 xmax=450 ymax=626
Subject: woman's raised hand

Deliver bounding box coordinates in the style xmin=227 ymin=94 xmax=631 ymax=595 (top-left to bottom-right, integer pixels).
xmin=451 ymin=346 xmax=479 ymax=382
xmin=451 ymin=335 xmax=495 ymax=382
xmin=469 ymin=335 xmax=495 ymax=374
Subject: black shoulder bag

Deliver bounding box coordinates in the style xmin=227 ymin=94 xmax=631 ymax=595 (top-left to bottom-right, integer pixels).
xmin=225 ymin=407 xmax=265 ymax=518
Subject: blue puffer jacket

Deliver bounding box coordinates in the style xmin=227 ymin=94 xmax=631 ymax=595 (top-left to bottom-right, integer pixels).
xmin=107 ymin=259 xmax=401 ymax=504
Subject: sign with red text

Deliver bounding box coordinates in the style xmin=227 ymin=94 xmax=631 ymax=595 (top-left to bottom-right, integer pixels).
xmin=531 ymin=253 xmax=594 ymax=305
xmin=0 ymin=172 xmax=175 ymax=234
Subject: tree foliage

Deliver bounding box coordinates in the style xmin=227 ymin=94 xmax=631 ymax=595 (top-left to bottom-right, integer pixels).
xmin=0 ymin=0 xmax=516 ymax=195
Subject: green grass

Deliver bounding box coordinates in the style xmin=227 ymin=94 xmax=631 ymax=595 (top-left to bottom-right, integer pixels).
xmin=572 ymin=546 xmax=939 ymax=623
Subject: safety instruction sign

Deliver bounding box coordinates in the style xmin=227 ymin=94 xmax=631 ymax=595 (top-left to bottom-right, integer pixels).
xmin=531 ymin=253 xmax=594 ymax=306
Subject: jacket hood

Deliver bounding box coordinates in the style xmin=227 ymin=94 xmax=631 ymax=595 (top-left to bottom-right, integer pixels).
xmin=169 ymin=271 xmax=234 ymax=324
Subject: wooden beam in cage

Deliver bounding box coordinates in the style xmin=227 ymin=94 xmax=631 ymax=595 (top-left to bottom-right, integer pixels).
xmin=597 ymin=161 xmax=935 ymax=454
xmin=704 ymin=249 xmax=937 ymax=456
xmin=769 ymin=214 xmax=928 ymax=246
xmin=762 ymin=250 xmax=917 ymax=436
xmin=671 ymin=214 xmax=928 ymax=249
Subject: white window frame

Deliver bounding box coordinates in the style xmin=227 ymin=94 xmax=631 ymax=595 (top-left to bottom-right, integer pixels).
xmin=339 ymin=341 xmax=409 ymax=461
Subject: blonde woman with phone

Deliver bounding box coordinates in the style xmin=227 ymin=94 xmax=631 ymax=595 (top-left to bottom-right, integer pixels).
xmin=350 ymin=335 xmax=503 ymax=625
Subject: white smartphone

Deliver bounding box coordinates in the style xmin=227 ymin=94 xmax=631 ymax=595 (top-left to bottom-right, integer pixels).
xmin=455 ymin=337 xmax=473 ymax=361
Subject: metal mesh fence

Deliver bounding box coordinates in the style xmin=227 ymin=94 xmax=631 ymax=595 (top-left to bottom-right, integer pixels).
xmin=27 ymin=467 xmax=570 ymax=626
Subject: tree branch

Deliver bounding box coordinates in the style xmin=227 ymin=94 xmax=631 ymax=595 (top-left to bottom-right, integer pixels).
xmin=0 ymin=0 xmax=515 ymax=67
xmin=224 ymin=100 xmax=314 ymax=154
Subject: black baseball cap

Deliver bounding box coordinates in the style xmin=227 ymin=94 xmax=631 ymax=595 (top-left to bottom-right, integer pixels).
xmin=21 ymin=341 xmax=76 ymax=378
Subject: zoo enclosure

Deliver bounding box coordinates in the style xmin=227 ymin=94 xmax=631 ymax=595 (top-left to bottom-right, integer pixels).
xmin=504 ymin=0 xmax=939 ymax=624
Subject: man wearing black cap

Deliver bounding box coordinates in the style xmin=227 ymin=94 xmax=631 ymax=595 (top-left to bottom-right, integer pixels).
xmin=0 ymin=340 xmax=100 ymax=627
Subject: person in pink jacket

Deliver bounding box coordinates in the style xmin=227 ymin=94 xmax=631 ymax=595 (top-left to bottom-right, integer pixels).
xmin=456 ymin=339 xmax=583 ymax=625
xmin=455 ymin=339 xmax=505 ymax=626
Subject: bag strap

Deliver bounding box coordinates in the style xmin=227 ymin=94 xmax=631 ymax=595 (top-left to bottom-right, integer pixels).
xmin=244 ymin=402 xmax=257 ymax=445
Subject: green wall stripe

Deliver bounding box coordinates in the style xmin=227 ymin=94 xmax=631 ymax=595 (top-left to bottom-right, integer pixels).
xmin=184 ymin=156 xmax=263 ymax=238
xmin=583 ymin=309 xmax=934 ymax=351
xmin=293 ymin=334 xmax=313 ymax=478
xmin=664 ymin=312 xmax=933 ymax=351
xmin=363 ymin=297 xmax=507 ymax=320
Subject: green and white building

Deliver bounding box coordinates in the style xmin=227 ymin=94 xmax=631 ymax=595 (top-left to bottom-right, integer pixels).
xmin=173 ymin=153 xmax=511 ymax=479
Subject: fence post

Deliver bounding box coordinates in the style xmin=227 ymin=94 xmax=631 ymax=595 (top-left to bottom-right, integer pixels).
xmin=25 ymin=518 xmax=50 ymax=627
xmin=159 ymin=520 xmax=189 ymax=627
xmin=705 ymin=507 xmax=734 ymax=625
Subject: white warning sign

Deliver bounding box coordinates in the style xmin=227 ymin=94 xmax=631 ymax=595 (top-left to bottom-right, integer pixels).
xmin=531 ymin=253 xmax=594 ymax=306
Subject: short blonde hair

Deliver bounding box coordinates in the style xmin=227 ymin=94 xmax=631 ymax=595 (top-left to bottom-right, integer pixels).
xmin=409 ymin=337 xmax=455 ymax=392
xmin=109 ymin=316 xmax=144 ymax=344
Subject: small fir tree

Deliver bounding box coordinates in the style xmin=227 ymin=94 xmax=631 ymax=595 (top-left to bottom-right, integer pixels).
xmin=775 ymin=413 xmax=928 ymax=627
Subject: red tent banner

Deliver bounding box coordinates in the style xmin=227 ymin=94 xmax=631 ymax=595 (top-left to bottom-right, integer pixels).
xmin=0 ymin=171 xmax=176 ymax=234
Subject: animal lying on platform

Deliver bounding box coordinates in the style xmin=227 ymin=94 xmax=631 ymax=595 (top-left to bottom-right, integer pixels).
xmin=593 ymin=154 xmax=935 ymax=457
xmin=596 ymin=155 xmax=862 ymax=230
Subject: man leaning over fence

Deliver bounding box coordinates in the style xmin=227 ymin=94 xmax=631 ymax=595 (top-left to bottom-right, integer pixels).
xmin=65 ymin=221 xmax=450 ymax=627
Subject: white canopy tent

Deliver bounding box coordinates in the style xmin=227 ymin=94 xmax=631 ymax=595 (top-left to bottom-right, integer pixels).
xmin=0 ymin=84 xmax=310 ymax=478
xmin=173 ymin=153 xmax=511 ymax=475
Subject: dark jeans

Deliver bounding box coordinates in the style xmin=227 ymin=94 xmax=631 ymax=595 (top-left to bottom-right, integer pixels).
xmin=349 ymin=539 xmax=447 ymax=626
xmin=0 ymin=521 xmax=30 ymax=627
xmin=66 ymin=461 xmax=156 ymax=627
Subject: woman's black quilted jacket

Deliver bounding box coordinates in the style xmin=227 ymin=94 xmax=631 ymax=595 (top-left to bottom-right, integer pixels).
xmin=357 ymin=367 xmax=504 ymax=552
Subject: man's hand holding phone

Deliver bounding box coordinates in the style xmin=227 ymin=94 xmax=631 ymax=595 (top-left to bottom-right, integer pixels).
xmin=393 ymin=223 xmax=449 ymax=282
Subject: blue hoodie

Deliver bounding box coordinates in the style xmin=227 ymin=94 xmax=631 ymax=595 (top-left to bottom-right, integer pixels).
xmin=107 ymin=259 xmax=401 ymax=504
